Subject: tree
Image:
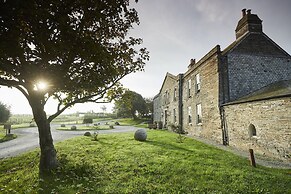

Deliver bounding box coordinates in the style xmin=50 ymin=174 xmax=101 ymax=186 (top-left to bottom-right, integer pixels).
xmin=144 ymin=97 xmax=153 ymax=118
xmin=0 ymin=101 xmax=11 ymax=124
xmin=0 ymin=0 xmax=149 ymax=174
xmin=100 ymin=105 xmax=107 ymax=116
xmin=114 ymin=90 xmax=147 ymax=119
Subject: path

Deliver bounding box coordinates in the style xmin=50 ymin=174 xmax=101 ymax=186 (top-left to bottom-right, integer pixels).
xmin=0 ymin=124 xmax=137 ymax=159
xmin=189 ymin=135 xmax=291 ymax=169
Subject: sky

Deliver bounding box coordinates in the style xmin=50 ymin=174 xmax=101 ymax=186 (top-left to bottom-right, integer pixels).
xmin=1 ymin=0 xmax=291 ymax=115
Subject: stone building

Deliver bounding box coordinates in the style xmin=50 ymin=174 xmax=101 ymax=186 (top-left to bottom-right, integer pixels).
xmin=153 ymin=9 xmax=291 ymax=161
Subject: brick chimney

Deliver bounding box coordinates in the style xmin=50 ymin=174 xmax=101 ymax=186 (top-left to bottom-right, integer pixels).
xmin=235 ymin=9 xmax=262 ymax=39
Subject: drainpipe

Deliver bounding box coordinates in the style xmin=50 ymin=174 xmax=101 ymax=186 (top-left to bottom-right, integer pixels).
xmin=178 ymin=73 xmax=184 ymax=133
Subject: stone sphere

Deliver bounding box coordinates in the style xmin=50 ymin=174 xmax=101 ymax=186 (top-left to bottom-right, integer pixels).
xmin=134 ymin=129 xmax=147 ymax=141
xmin=84 ymin=131 xmax=91 ymax=136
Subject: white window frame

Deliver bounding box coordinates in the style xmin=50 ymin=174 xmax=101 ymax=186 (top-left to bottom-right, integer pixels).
xmin=188 ymin=106 xmax=192 ymax=124
xmin=187 ymin=79 xmax=191 ymax=98
xmin=195 ymin=74 xmax=201 ymax=93
xmin=196 ymin=103 xmax=202 ymax=124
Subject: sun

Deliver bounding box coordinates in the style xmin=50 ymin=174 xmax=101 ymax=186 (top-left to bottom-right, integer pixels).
xmin=34 ymin=81 xmax=48 ymax=91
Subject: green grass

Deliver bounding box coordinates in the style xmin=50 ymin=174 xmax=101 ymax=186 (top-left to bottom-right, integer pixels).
xmin=0 ymin=128 xmax=17 ymax=143
xmin=0 ymin=130 xmax=290 ymax=193
xmin=0 ymin=128 xmax=5 ymax=139
xmin=57 ymin=125 xmax=112 ymax=131
xmin=0 ymin=134 xmax=17 ymax=143
xmin=113 ymin=118 xmax=149 ymax=126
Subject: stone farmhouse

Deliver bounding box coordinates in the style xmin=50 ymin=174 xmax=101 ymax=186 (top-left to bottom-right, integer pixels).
xmin=153 ymin=9 xmax=291 ymax=162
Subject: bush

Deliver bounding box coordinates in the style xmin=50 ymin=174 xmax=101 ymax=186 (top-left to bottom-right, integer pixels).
xmin=83 ymin=118 xmax=93 ymax=124
xmin=115 ymin=122 xmax=120 ymax=125
xmin=0 ymin=102 xmax=11 ymax=124
xmin=71 ymin=126 xmax=77 ymax=130
xmin=92 ymin=131 xmax=98 ymax=141
xmin=61 ymin=124 xmax=66 ymax=127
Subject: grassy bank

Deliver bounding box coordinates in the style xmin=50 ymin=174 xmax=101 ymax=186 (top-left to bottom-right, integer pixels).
xmin=0 ymin=130 xmax=290 ymax=193
xmin=0 ymin=128 xmax=17 ymax=143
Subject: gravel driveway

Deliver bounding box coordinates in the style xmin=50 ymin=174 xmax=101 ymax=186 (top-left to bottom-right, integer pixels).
xmin=0 ymin=124 xmax=138 ymax=159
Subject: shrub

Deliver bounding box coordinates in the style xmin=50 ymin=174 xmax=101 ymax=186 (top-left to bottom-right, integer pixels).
xmin=71 ymin=126 xmax=77 ymax=130
xmin=92 ymin=131 xmax=98 ymax=141
xmin=83 ymin=118 xmax=93 ymax=124
xmin=0 ymin=102 xmax=11 ymax=123
xmin=61 ymin=124 xmax=66 ymax=127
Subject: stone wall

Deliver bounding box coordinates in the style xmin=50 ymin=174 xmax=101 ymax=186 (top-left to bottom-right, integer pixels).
xmin=223 ymin=97 xmax=291 ymax=161
xmin=182 ymin=46 xmax=222 ymax=143
xmin=153 ymin=74 xmax=180 ymax=128
xmin=153 ymin=95 xmax=161 ymax=122
xmin=227 ymin=54 xmax=291 ymax=101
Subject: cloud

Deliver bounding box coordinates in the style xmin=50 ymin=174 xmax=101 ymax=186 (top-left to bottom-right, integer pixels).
xmin=194 ymin=0 xmax=233 ymax=23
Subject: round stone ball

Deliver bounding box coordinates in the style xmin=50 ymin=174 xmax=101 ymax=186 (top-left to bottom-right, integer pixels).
xmin=84 ymin=131 xmax=91 ymax=136
xmin=134 ymin=129 xmax=147 ymax=141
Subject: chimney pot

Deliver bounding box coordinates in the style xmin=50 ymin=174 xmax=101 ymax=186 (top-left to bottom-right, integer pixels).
xmin=247 ymin=9 xmax=251 ymax=15
xmin=242 ymin=9 xmax=246 ymax=17
xmin=190 ymin=59 xmax=195 ymax=65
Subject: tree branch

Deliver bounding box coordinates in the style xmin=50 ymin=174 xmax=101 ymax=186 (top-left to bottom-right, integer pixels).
xmin=47 ymin=74 xmax=126 ymax=122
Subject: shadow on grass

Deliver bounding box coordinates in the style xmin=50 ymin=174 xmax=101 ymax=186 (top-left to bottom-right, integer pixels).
xmin=38 ymin=155 xmax=98 ymax=193
xmin=144 ymin=139 xmax=195 ymax=153
xmin=0 ymin=134 xmax=17 ymax=143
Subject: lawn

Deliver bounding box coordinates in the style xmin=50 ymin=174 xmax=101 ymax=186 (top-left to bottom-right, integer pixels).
xmin=0 ymin=130 xmax=290 ymax=193
xmin=0 ymin=127 xmax=17 ymax=143
xmin=113 ymin=118 xmax=149 ymax=127
xmin=56 ymin=124 xmax=113 ymax=131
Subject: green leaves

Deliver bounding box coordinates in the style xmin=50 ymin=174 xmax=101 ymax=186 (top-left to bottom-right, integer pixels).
xmin=0 ymin=0 xmax=149 ymax=117
xmin=0 ymin=101 xmax=11 ymax=124
xmin=114 ymin=90 xmax=148 ymax=119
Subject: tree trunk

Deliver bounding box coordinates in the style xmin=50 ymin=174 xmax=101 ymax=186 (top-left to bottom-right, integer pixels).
xmin=29 ymin=95 xmax=58 ymax=175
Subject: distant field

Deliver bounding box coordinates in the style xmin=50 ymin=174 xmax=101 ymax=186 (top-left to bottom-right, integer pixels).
xmin=8 ymin=114 xmax=33 ymax=125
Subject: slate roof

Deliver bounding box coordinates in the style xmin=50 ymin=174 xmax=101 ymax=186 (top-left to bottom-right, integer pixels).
xmin=224 ymin=79 xmax=291 ymax=105
xmin=222 ymin=32 xmax=291 ymax=57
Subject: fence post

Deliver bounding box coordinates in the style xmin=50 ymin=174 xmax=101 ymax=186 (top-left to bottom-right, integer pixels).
xmin=249 ymin=149 xmax=256 ymax=167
